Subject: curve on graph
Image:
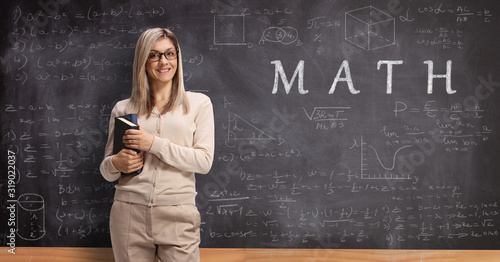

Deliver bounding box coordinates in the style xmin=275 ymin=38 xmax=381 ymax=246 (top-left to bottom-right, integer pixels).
xmin=368 ymin=145 xmax=413 ymax=170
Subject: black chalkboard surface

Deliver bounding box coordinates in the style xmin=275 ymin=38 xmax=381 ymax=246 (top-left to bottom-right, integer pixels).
xmin=1 ymin=0 xmax=499 ymax=249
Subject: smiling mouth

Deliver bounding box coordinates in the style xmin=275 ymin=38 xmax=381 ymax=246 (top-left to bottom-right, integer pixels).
xmin=158 ymin=69 xmax=170 ymax=73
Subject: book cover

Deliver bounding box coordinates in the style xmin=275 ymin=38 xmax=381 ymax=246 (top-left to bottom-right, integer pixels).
xmin=113 ymin=114 xmax=142 ymax=175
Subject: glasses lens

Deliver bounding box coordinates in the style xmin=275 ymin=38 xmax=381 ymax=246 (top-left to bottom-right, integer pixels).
xmin=149 ymin=53 xmax=160 ymax=61
xmin=166 ymin=51 xmax=177 ymax=60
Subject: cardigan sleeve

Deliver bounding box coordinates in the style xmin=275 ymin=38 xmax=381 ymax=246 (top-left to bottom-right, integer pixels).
xmin=148 ymin=94 xmax=215 ymax=174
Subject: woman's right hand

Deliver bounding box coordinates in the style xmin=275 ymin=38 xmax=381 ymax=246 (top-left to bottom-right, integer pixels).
xmin=111 ymin=149 xmax=144 ymax=173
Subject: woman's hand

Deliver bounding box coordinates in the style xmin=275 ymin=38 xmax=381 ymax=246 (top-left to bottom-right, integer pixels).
xmin=112 ymin=149 xmax=144 ymax=173
xmin=123 ymin=127 xmax=155 ymax=152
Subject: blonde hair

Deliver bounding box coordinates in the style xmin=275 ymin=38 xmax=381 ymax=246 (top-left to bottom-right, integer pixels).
xmin=127 ymin=28 xmax=189 ymax=117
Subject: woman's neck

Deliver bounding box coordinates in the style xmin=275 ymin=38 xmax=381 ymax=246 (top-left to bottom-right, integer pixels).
xmin=151 ymin=82 xmax=172 ymax=105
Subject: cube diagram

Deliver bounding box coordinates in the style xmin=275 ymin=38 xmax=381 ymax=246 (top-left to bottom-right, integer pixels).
xmin=345 ymin=6 xmax=395 ymax=50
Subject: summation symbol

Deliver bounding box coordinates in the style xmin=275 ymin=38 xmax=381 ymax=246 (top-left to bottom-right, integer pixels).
xmin=360 ymin=136 xmax=412 ymax=180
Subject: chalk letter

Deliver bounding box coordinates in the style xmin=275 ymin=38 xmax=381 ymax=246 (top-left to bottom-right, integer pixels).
xmin=39 ymin=0 xmax=60 ymax=16
xmin=271 ymin=60 xmax=308 ymax=94
xmin=424 ymin=60 xmax=455 ymax=94
xmin=377 ymin=60 xmax=403 ymax=94
xmin=329 ymin=60 xmax=359 ymax=94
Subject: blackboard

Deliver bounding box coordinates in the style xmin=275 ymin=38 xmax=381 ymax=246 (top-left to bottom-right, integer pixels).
xmin=1 ymin=0 xmax=499 ymax=250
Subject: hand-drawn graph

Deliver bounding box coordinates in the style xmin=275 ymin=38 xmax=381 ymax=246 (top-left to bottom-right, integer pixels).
xmin=214 ymin=15 xmax=247 ymax=46
xmin=360 ymin=135 xmax=413 ymax=180
xmin=227 ymin=112 xmax=275 ymax=141
xmin=345 ymin=6 xmax=395 ymax=50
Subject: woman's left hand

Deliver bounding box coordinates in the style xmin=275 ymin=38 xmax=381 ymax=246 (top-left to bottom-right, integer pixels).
xmin=123 ymin=127 xmax=155 ymax=152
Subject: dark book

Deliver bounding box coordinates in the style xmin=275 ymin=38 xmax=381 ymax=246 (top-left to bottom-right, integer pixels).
xmin=113 ymin=114 xmax=142 ymax=175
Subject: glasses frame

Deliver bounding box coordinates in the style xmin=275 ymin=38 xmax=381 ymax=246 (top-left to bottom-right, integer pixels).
xmin=148 ymin=50 xmax=179 ymax=62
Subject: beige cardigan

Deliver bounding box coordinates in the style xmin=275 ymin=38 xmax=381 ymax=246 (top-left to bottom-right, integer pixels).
xmin=100 ymin=92 xmax=214 ymax=206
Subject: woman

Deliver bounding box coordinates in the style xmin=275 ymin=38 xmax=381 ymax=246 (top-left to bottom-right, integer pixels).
xmin=100 ymin=28 xmax=214 ymax=262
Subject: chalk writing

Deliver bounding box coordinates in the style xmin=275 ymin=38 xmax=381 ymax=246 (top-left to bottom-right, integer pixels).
xmin=1 ymin=0 xmax=499 ymax=249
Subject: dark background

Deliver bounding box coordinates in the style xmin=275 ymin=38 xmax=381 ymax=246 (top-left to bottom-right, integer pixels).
xmin=1 ymin=0 xmax=499 ymax=249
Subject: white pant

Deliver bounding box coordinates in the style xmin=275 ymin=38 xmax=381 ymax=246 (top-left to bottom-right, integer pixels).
xmin=110 ymin=200 xmax=201 ymax=262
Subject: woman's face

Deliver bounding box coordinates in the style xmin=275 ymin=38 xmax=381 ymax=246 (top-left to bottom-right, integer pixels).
xmin=146 ymin=38 xmax=178 ymax=87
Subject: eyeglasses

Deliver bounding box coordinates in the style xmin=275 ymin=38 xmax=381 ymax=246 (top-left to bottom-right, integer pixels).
xmin=148 ymin=50 xmax=178 ymax=62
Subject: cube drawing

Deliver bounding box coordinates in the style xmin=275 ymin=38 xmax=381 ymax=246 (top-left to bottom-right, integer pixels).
xmin=345 ymin=6 xmax=395 ymax=50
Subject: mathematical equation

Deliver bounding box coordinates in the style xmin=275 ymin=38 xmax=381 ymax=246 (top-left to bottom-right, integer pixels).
xmin=12 ymin=4 xmax=166 ymax=25
xmin=414 ymin=27 xmax=464 ymax=50
xmin=204 ymin=183 xmax=498 ymax=245
xmin=417 ymin=4 xmax=493 ymax=23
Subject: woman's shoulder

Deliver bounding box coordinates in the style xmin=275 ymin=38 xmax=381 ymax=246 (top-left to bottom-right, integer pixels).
xmin=186 ymin=91 xmax=209 ymax=100
xmin=186 ymin=91 xmax=211 ymax=105
xmin=185 ymin=91 xmax=212 ymax=114
xmin=115 ymin=98 xmax=131 ymax=107
xmin=111 ymin=98 xmax=131 ymax=114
